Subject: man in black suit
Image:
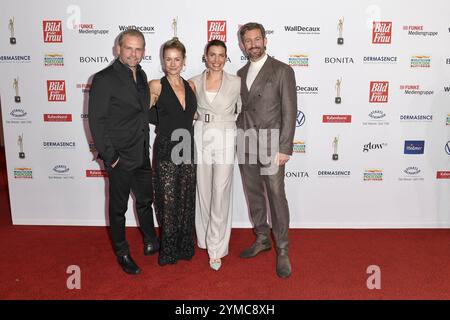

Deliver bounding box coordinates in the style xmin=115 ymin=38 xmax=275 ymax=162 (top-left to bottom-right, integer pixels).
xmin=88 ymin=29 xmax=159 ymax=275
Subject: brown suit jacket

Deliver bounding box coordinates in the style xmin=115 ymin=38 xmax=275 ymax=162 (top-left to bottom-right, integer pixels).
xmin=237 ymin=56 xmax=297 ymax=156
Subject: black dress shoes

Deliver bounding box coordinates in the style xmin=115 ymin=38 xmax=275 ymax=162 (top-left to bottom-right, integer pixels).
xmin=239 ymin=240 xmax=272 ymax=258
xmin=144 ymin=238 xmax=160 ymax=256
xmin=276 ymin=253 xmax=292 ymax=278
xmin=117 ymin=254 xmax=141 ymax=275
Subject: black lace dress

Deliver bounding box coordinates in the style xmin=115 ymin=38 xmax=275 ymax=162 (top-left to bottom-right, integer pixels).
xmin=153 ymin=76 xmax=197 ymax=265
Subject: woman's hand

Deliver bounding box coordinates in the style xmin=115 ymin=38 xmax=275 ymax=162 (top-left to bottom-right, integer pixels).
xmin=150 ymin=93 xmax=159 ymax=106
xmin=149 ymin=79 xmax=162 ymax=107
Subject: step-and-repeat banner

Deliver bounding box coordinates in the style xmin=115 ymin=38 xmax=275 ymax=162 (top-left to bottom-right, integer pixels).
xmin=1 ymin=0 xmax=449 ymax=227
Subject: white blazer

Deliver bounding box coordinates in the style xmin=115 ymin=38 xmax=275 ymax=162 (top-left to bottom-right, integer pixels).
xmin=190 ymin=70 xmax=241 ymax=125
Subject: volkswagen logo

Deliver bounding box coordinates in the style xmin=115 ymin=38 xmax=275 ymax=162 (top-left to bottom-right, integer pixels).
xmin=296 ymin=110 xmax=305 ymax=127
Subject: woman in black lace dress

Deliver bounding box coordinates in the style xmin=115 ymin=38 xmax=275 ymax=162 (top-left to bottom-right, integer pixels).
xmin=149 ymin=38 xmax=197 ymax=265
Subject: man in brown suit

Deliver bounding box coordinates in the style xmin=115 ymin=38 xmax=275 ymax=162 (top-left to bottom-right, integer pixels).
xmin=236 ymin=22 xmax=297 ymax=278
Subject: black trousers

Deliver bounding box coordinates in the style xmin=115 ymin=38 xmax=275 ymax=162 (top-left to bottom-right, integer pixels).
xmin=107 ymin=156 xmax=157 ymax=256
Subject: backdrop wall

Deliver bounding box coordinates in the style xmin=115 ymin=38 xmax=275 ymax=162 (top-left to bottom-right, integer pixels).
xmin=1 ymin=0 xmax=449 ymax=228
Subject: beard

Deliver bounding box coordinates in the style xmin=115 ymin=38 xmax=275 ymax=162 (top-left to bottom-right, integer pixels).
xmin=246 ymin=46 xmax=265 ymax=60
xmin=125 ymin=58 xmax=139 ymax=67
xmin=119 ymin=55 xmax=141 ymax=69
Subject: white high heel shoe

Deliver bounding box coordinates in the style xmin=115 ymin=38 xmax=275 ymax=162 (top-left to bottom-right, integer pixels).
xmin=209 ymin=258 xmax=222 ymax=271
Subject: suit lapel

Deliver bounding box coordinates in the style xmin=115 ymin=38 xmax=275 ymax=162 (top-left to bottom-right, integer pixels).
xmin=198 ymin=70 xmax=211 ymax=108
xmin=240 ymin=62 xmax=251 ymax=104
xmin=210 ymin=71 xmax=230 ymax=107
xmin=199 ymin=70 xmax=229 ymax=109
xmin=136 ymin=69 xmax=148 ymax=111
xmin=248 ymin=57 xmax=273 ymax=103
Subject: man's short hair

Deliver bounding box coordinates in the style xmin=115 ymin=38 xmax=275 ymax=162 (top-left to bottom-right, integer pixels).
xmin=239 ymin=22 xmax=266 ymax=43
xmin=118 ymin=29 xmax=146 ymax=47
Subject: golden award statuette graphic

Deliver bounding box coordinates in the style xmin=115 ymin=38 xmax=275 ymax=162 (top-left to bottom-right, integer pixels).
xmin=13 ymin=77 xmax=21 ymax=103
xmin=172 ymin=17 xmax=178 ymax=39
xmin=335 ymin=77 xmax=342 ymax=104
xmin=9 ymin=17 xmax=16 ymax=44
xmin=18 ymin=133 xmax=25 ymax=159
xmin=332 ymin=136 xmax=339 ymax=161
xmin=337 ymin=17 xmax=344 ymax=45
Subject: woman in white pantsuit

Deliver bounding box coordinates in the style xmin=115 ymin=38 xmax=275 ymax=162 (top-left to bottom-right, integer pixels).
xmin=189 ymin=40 xmax=241 ymax=271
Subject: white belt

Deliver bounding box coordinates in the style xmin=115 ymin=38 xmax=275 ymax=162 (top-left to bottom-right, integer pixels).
xmin=197 ymin=113 xmax=236 ymax=123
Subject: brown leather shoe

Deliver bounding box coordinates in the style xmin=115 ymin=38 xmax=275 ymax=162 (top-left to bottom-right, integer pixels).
xmin=239 ymin=240 xmax=272 ymax=258
xmin=276 ymin=253 xmax=292 ymax=278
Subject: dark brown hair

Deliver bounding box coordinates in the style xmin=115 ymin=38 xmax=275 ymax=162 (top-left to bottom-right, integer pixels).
xmin=205 ymin=39 xmax=227 ymax=55
xmin=239 ymin=22 xmax=266 ymax=43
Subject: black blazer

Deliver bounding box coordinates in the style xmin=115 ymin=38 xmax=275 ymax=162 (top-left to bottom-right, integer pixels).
xmin=88 ymin=59 xmax=152 ymax=171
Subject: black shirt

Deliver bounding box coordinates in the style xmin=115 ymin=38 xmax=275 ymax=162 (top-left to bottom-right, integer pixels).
xmin=116 ymin=59 xmax=148 ymax=107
